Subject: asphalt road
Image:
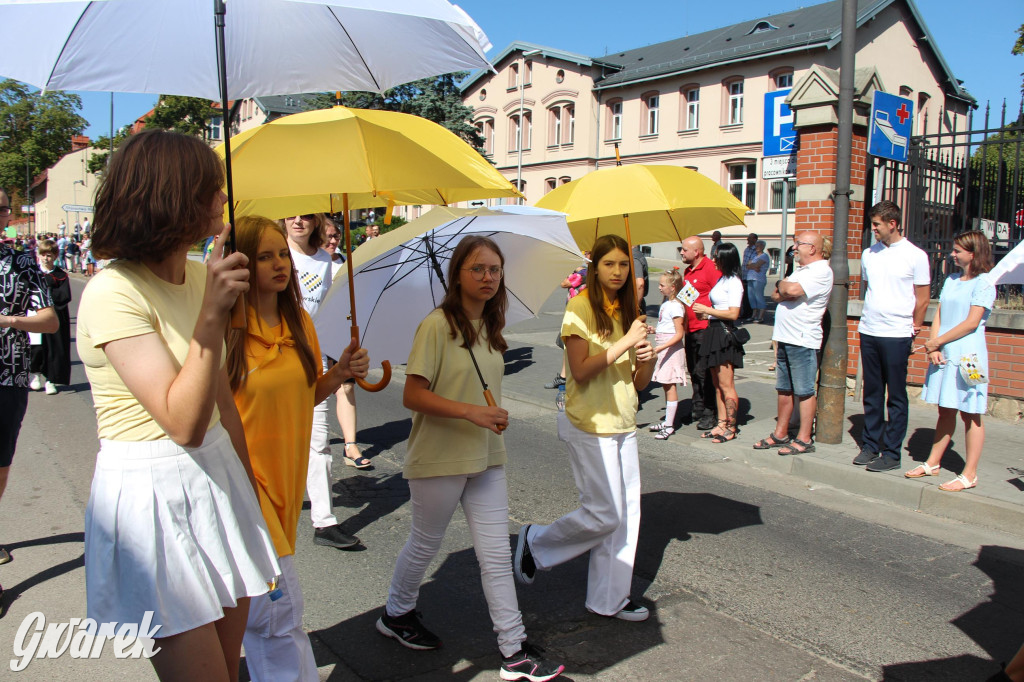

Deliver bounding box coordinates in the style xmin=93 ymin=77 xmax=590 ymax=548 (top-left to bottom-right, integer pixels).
xmin=0 ymin=276 xmax=1022 ymax=681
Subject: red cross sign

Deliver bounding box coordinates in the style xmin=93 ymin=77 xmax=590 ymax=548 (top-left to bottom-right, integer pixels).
xmin=896 ymin=103 xmax=911 ymax=124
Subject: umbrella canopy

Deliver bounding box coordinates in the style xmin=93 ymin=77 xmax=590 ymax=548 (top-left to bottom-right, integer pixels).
xmin=989 ymin=240 xmax=1024 ymax=285
xmin=218 ymin=106 xmax=521 ymax=216
xmin=313 ymin=205 xmax=584 ymax=363
xmin=0 ymin=0 xmax=491 ymax=98
xmin=534 ymin=164 xmax=748 ymax=250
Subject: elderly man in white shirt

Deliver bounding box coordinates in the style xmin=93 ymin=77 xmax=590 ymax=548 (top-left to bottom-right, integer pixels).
xmin=853 ymin=201 xmax=930 ymax=473
xmin=753 ymin=231 xmax=833 ymax=456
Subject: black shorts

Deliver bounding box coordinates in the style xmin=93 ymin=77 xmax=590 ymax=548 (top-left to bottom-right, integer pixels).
xmin=0 ymin=386 xmax=29 ymax=468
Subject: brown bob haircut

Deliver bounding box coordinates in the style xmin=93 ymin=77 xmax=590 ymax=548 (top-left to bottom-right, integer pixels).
xmin=954 ymin=230 xmax=994 ymax=275
xmin=91 ymin=129 xmax=225 ymax=261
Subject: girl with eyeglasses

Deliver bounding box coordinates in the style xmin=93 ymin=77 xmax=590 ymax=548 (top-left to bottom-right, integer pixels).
xmin=377 ymin=236 xmax=564 ymax=682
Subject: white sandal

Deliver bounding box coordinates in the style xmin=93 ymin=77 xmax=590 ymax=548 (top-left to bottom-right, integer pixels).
xmin=904 ymin=462 xmax=940 ymax=478
xmin=938 ymin=474 xmax=977 ymax=492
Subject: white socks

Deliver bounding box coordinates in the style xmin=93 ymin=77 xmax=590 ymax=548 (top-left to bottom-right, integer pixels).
xmin=665 ymin=400 xmax=678 ymax=428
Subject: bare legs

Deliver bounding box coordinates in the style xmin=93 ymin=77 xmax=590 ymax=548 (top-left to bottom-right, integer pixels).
xmin=150 ymin=600 xmax=250 ymax=682
xmin=710 ymin=364 xmax=739 ymax=437
xmin=336 ymin=382 xmax=363 ymax=462
xmin=774 ymin=391 xmax=815 ymax=444
xmin=922 ymin=406 xmax=984 ymax=489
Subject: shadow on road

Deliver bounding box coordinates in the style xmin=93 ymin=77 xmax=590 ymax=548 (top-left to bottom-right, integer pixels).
xmin=504 ymin=346 xmax=534 ymax=376
xmin=0 ymin=554 xmax=84 ymax=620
xmin=880 ymin=545 xmax=1024 ymax=681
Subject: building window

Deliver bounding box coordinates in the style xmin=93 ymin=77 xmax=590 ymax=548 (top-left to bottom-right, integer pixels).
xmin=728 ymin=163 xmax=756 ymax=211
xmin=209 ymin=116 xmax=222 ymax=140
xmin=479 ymin=89 xmax=487 ymax=101
xmin=684 ymin=87 xmax=699 ymax=130
xmin=545 ymin=178 xmax=557 ymax=194
xmin=769 ymin=178 xmax=796 ymax=211
xmin=508 ymin=63 xmax=519 ymax=90
xmin=509 ymin=112 xmax=532 ymax=151
xmin=556 ymin=69 xmax=565 ymax=84
xmin=642 ymin=93 xmax=659 ymax=135
xmin=727 ymin=80 xmax=744 ymax=125
xmin=566 ymin=105 xmax=575 ymax=144
xmin=476 ymin=117 xmax=494 ymax=155
xmin=509 ymin=114 xmax=520 ymax=152
xmin=608 ymin=100 xmax=623 ymax=140
xmin=775 ymin=72 xmax=793 ymax=89
xmin=559 ymin=176 xmax=571 ymax=185
xmin=550 ymin=106 xmax=562 ymax=146
xmin=524 ymin=60 xmax=533 ymax=86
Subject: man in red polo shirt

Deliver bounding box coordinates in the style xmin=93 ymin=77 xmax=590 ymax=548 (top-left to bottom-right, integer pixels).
xmin=680 ymin=236 xmax=721 ymax=430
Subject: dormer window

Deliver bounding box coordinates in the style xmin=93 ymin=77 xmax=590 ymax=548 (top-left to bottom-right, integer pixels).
xmin=747 ymin=21 xmax=779 ymax=35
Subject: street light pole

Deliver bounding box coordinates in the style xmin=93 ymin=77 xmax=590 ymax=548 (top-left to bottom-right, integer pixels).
xmin=515 ymin=49 xmax=541 ymax=205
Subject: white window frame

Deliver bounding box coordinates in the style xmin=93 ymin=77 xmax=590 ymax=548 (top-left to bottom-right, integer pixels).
xmin=728 ymin=80 xmax=744 ymax=125
xmin=566 ymin=105 xmax=575 ymax=144
xmin=775 ymin=72 xmax=793 ymax=89
xmin=610 ymin=101 xmax=622 ymax=140
xmin=768 ymin=178 xmax=796 ymax=212
xmin=645 ymin=94 xmax=659 ymax=135
xmin=685 ymin=88 xmax=699 ymax=130
xmin=728 ymin=162 xmax=756 ymax=212
xmin=551 ymin=106 xmax=562 ymax=146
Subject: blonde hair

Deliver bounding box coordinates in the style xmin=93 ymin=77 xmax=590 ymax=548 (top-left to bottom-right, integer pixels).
xmin=660 ymin=269 xmax=683 ymax=296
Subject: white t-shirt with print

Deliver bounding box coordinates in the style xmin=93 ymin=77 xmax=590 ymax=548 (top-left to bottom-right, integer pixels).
xmin=773 ymin=259 xmax=834 ymax=350
xmin=290 ymin=246 xmax=333 ymax=319
xmin=655 ymin=298 xmax=685 ymax=334
xmin=859 ymin=237 xmax=930 ymax=337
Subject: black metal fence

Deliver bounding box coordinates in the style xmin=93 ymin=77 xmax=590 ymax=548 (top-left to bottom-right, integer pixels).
xmin=869 ymin=100 xmax=1024 ymax=300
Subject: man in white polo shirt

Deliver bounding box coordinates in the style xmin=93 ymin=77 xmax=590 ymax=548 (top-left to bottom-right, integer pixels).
xmin=853 ymin=201 xmax=930 ymax=472
xmin=753 ymin=232 xmax=833 ymax=455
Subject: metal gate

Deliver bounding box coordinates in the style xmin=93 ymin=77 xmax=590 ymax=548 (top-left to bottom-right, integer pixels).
xmin=869 ymin=100 xmax=1024 ymax=297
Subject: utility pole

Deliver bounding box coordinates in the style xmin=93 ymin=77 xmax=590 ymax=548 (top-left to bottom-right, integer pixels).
xmin=515 ymin=49 xmax=541 ymax=204
xmin=816 ymin=0 xmax=856 ymax=443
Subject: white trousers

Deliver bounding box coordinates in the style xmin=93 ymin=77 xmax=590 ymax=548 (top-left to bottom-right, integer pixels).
xmin=529 ymin=413 xmax=641 ymax=616
xmin=385 ymin=465 xmax=527 ymax=658
xmin=306 ymin=358 xmax=338 ymax=529
xmin=243 ymin=554 xmax=318 ymax=682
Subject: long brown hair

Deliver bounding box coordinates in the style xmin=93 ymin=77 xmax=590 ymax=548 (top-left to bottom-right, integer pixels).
xmin=954 ymin=230 xmax=993 ymax=275
xmin=92 ymin=129 xmax=225 ymax=261
xmin=439 ymin=236 xmax=508 ymax=353
xmin=226 ymin=216 xmax=319 ymax=392
xmin=585 ymin=234 xmax=638 ymax=339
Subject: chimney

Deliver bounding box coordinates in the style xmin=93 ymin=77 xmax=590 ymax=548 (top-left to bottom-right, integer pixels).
xmin=71 ymin=135 xmax=91 ymax=152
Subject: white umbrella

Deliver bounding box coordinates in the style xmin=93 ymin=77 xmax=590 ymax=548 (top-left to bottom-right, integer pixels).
xmin=0 ymin=0 xmax=491 ymax=98
xmin=314 ymin=205 xmax=585 ymax=364
xmin=989 ymin=240 xmax=1024 ymax=285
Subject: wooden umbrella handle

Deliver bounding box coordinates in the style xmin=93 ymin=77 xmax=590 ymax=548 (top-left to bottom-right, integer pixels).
xmin=483 ymin=389 xmax=506 ymax=432
xmin=351 ymin=325 xmax=391 ymax=392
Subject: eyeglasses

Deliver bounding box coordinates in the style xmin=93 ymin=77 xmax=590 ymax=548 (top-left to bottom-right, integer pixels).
xmin=464 ymin=265 xmax=503 ymax=280
xmin=325 ymin=233 xmax=342 ymax=242
xmin=292 ymin=214 xmax=316 ymax=221
xmin=794 ymin=240 xmax=814 ymax=247
xmin=0 ymin=207 xmax=10 ymax=216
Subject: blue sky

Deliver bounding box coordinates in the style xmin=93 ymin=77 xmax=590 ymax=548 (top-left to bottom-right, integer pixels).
xmin=79 ymin=0 xmax=1022 ymax=138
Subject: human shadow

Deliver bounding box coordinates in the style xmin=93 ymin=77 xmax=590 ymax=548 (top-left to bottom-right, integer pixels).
xmin=353 ymin=417 xmax=412 ymax=460
xmin=846 ymin=413 xmax=865 ymax=444
xmin=328 ymin=472 xmax=409 ymax=538
xmin=633 ymin=491 xmax=763 ymax=590
xmin=4 ymin=531 xmax=84 ymax=552
xmin=904 ymin=427 xmax=965 ymax=472
xmin=0 ymin=554 xmax=84 ymax=619
xmin=503 ymin=346 xmax=534 ymax=376
xmin=881 ymin=545 xmax=1024 ymax=680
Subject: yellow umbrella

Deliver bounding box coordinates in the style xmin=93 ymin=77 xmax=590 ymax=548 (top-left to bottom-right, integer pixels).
xmin=215 ymin=106 xmax=521 ymax=392
xmin=534 ymin=164 xmax=748 ymax=251
xmin=217 ymin=106 xmax=521 ymax=220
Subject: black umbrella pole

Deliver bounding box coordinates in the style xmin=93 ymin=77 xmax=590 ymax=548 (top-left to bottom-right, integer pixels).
xmin=213 ymin=0 xmax=245 ymax=329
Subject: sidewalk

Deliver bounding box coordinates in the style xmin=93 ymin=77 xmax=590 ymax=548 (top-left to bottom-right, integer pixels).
xmin=501 ymin=299 xmax=1024 ymax=538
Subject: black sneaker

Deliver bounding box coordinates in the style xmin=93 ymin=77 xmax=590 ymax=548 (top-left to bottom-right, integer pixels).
xmin=376 ymin=609 xmax=442 ymax=650
xmin=696 ymin=415 xmax=717 ymax=431
xmin=866 ymin=455 xmax=901 ymax=472
xmin=852 ymin=449 xmax=877 ymax=466
xmin=514 ymin=525 xmax=536 ymax=585
xmin=313 ymin=525 xmax=360 ymax=549
xmin=500 ymin=642 xmax=564 ymax=681
xmin=543 ymin=375 xmax=566 ymax=389
xmin=588 ymin=599 xmax=650 ymax=622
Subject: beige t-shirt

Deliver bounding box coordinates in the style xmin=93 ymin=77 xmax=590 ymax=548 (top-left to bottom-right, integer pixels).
xmin=561 ymin=291 xmax=638 ymax=434
xmin=404 ymin=309 xmax=506 ymax=479
xmin=77 ymin=259 xmax=223 ymax=441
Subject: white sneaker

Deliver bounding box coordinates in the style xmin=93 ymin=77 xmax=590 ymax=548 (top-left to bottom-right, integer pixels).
xmin=29 ymin=374 xmax=42 ymax=391
xmin=44 ymin=382 xmax=57 ymax=395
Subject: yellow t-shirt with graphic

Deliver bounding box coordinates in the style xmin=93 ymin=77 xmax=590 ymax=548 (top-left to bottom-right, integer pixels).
xmin=77 ymin=259 xmax=224 ymax=441
xmin=404 ymin=309 xmax=507 ymax=479
xmin=561 ymin=291 xmax=638 ymax=434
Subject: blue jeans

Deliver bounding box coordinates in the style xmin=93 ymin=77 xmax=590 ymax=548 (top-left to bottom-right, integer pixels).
xmin=859 ymin=333 xmax=914 ymax=460
xmin=747 ymin=281 xmax=766 ymax=310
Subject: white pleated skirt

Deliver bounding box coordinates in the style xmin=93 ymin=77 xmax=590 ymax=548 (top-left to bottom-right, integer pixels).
xmin=85 ymin=423 xmax=281 ymax=637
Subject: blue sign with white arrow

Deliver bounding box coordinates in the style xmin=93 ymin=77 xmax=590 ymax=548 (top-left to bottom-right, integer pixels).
xmin=763 ymin=89 xmax=796 ymax=157
xmin=868 ymin=91 xmax=914 ymax=163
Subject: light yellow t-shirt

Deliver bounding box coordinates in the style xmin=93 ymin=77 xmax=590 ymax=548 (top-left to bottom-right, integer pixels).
xmin=77 ymin=259 xmax=224 ymax=441
xmin=561 ymin=291 xmax=638 ymax=434
xmin=404 ymin=308 xmax=507 ymax=479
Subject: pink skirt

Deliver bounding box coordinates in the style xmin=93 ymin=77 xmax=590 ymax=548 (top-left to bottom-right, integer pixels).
xmin=652 ymin=333 xmax=688 ymax=385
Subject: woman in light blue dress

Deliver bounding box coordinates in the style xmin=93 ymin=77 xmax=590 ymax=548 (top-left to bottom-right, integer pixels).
xmin=906 ymin=231 xmax=995 ymax=492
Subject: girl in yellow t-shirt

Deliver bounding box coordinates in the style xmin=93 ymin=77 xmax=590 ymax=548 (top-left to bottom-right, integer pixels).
xmin=226 ymin=216 xmax=368 ymax=682
xmin=77 ymin=130 xmax=280 ymax=682
xmin=513 ymin=234 xmax=656 ymax=622
xmin=377 ymin=236 xmax=564 ymax=681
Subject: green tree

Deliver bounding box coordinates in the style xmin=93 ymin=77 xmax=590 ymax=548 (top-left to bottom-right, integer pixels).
xmin=1014 ymin=23 xmax=1024 ymax=93
xmin=86 ymin=124 xmax=133 ymax=175
xmin=145 ymin=95 xmax=218 ymax=138
xmin=0 ymin=80 xmax=87 ymax=209
xmin=307 ymin=72 xmax=485 ymax=150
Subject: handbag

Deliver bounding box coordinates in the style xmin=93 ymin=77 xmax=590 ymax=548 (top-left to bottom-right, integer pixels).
xmin=723 ymin=324 xmax=750 ymax=346
xmin=958 ymin=353 xmax=987 ymax=386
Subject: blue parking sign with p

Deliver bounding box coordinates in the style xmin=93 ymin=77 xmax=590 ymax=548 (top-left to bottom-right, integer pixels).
xmin=868 ymin=91 xmax=913 ymax=163
xmin=763 ymin=90 xmax=796 ymax=157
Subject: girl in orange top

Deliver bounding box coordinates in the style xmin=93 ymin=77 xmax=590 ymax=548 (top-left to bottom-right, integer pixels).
xmin=226 ymin=216 xmax=368 ymax=682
